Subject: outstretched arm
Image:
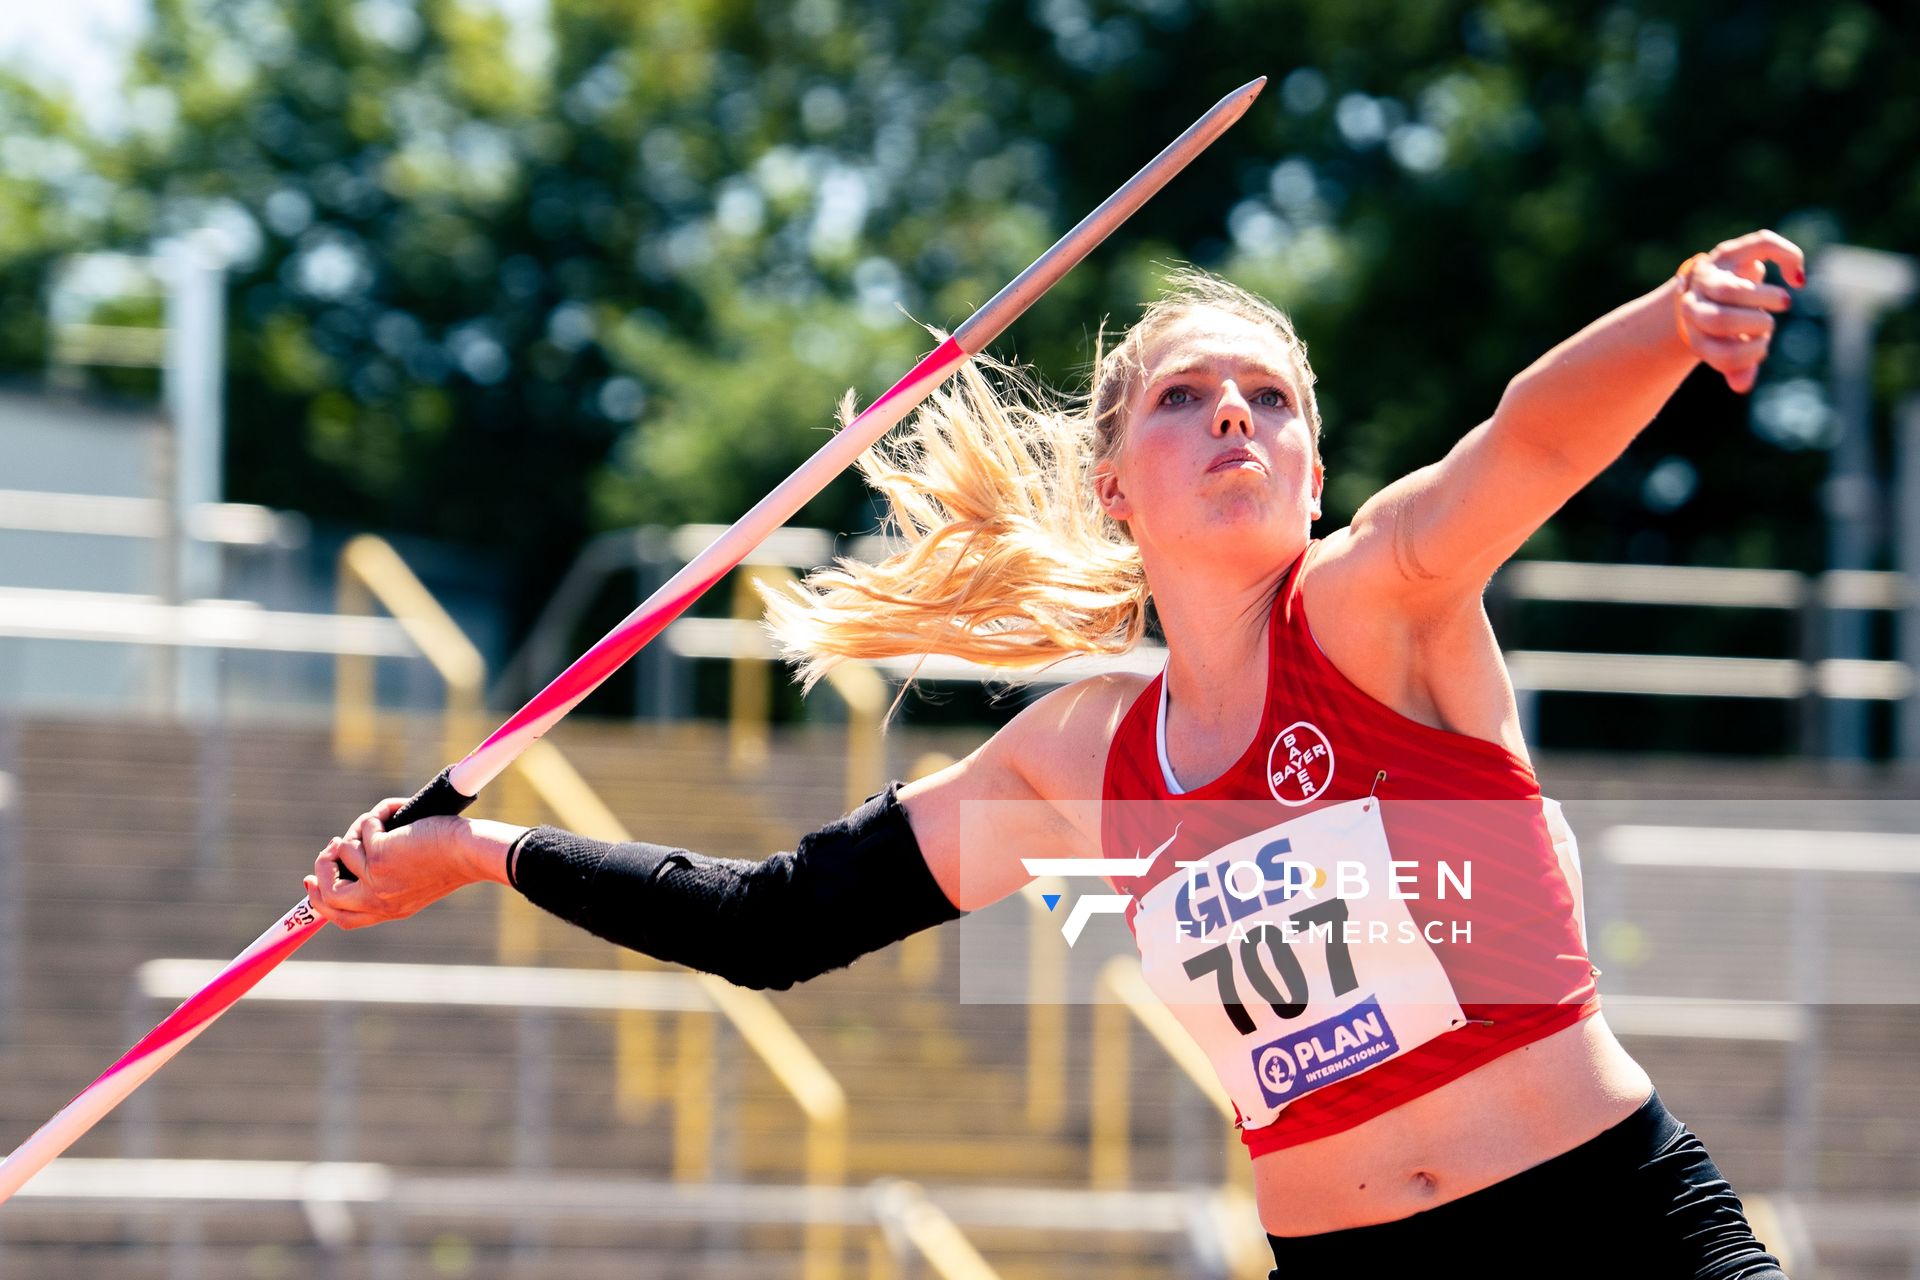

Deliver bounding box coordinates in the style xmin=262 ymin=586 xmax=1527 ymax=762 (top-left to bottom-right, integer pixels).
xmin=307 ymin=785 xmax=965 ymax=991
xmin=1344 ymin=229 xmax=1804 ymax=603
xmin=303 ymin=675 xmax=1128 ymax=987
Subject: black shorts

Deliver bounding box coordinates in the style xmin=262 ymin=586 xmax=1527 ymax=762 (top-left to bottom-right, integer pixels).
xmin=1265 ymin=1090 xmax=1789 ymax=1280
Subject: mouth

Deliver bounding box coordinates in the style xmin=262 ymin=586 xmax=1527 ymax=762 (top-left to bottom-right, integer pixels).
xmin=1206 ymin=447 xmax=1266 ymax=474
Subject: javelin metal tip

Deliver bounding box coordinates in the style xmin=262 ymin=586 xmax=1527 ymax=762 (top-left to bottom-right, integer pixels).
xmin=1208 ymin=76 xmax=1267 ymax=122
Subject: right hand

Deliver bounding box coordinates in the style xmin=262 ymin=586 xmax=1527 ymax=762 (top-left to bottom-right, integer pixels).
xmin=303 ymin=798 xmax=519 ymax=930
xmin=1673 ymin=229 xmax=1803 ymax=394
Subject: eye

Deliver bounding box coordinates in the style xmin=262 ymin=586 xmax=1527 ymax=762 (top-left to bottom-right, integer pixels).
xmin=1256 ymin=387 xmax=1289 ymax=408
xmin=1159 ymin=385 xmax=1196 ymax=407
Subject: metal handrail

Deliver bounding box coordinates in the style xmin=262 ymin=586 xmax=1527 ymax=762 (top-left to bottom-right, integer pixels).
xmin=500 ymin=525 xmax=1918 ymax=698
xmin=489 ymin=523 xmax=864 ymax=710
xmin=0 ymin=489 xmax=308 ymax=546
xmin=729 ymin=564 xmax=887 ymax=811
xmin=1021 ymin=881 xmax=1069 ymax=1136
xmin=1089 ymin=955 xmax=1246 ymax=1192
xmin=0 ymin=586 xmax=411 ymax=654
xmin=870 ymin=1179 xmax=1005 ymax=1280
xmin=1502 ymin=650 xmax=1912 ymax=700
xmin=130 ymin=959 xmax=840 ymax=1217
xmin=1494 ymin=558 xmax=1910 ymax=609
xmin=509 ymin=742 xmax=850 ymax=1279
xmin=325 ymin=534 xmax=853 ymax=1280
xmin=12 ymin=1159 xmax=1310 ymax=1277
xmin=332 ymin=534 xmax=485 ymax=766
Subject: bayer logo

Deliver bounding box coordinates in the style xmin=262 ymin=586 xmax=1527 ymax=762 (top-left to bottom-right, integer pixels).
xmin=1255 ymin=1044 xmax=1297 ymax=1097
xmin=1266 ymin=720 xmax=1335 ymax=806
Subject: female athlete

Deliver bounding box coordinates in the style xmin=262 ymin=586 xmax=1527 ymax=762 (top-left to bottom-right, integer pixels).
xmin=306 ymin=229 xmax=1803 ymax=1279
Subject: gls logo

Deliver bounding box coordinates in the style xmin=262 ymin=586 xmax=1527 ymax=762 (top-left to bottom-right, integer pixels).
xmin=1020 ymin=826 xmax=1182 ymax=947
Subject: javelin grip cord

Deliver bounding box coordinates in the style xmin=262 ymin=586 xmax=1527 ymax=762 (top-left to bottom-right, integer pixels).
xmin=333 ymin=764 xmax=477 ymax=883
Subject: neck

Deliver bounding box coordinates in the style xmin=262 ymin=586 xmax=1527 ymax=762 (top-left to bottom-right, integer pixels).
xmin=1147 ymin=543 xmax=1298 ymax=720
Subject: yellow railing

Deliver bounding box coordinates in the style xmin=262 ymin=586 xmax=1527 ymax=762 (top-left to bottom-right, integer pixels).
xmin=729 ymin=564 xmax=886 ymax=812
xmin=866 ymin=1180 xmax=1005 ymax=1280
xmin=891 ymin=752 xmax=957 ymax=988
xmin=500 ymin=732 xmax=854 ymax=1278
xmin=331 ymin=534 xmax=851 ymax=1280
xmin=1021 ymin=880 xmax=1069 ymax=1135
xmin=1091 ymin=955 xmax=1254 ymax=1195
xmin=496 ymin=739 xmax=663 ymax=1117
xmin=334 ymin=534 xmax=485 ymax=768
xmin=1016 ymin=947 xmax=1266 ymax=1279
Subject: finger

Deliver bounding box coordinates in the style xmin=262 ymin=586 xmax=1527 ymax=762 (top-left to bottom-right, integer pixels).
xmin=1693 ymin=265 xmax=1793 ymax=313
xmin=334 ymin=834 xmax=369 ymax=881
xmin=301 ymin=883 xmax=380 ymax=931
xmin=330 ymin=904 xmax=384 ymax=930
xmin=353 ymin=811 xmax=385 ymax=845
xmin=340 ymin=798 xmax=404 ymax=844
xmin=324 ymin=836 xmax=372 ymax=895
xmin=1711 ymin=229 xmax=1806 ymax=287
xmin=311 ymin=845 xmax=374 ymax=913
xmin=1691 ymin=333 xmax=1771 ymax=376
xmin=1683 ymin=295 xmax=1776 ymax=341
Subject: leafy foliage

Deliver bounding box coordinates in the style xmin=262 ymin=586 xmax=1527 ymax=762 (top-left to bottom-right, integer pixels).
xmin=4 ymin=0 xmax=1917 ymax=645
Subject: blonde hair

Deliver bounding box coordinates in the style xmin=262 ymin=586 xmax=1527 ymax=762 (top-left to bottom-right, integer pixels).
xmin=760 ymin=265 xmax=1321 ymax=693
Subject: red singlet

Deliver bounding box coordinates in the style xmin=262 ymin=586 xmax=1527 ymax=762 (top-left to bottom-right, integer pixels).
xmin=1100 ymin=537 xmax=1601 ymax=1156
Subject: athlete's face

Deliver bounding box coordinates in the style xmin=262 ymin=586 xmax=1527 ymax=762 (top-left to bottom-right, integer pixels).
xmin=1096 ymin=309 xmax=1323 ymax=571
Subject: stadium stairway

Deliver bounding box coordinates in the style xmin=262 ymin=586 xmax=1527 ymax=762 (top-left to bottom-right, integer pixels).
xmin=3 ymin=716 xmax=1918 ymax=1278
xmin=0 ymin=715 xmax=1229 ymax=1280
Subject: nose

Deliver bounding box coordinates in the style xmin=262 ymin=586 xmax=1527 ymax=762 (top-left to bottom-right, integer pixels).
xmin=1211 ymin=380 xmax=1253 ymax=438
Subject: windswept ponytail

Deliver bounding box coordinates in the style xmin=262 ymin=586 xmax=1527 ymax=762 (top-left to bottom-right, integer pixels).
xmin=759 ymin=265 xmax=1320 ymax=695
xmin=758 ymin=337 xmax=1150 ymax=692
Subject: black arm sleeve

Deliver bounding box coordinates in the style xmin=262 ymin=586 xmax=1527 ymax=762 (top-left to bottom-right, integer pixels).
xmin=506 ymin=781 xmax=964 ymax=991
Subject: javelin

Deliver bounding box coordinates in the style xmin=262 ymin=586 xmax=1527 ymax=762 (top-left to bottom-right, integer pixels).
xmin=0 ymin=76 xmax=1266 ymax=1204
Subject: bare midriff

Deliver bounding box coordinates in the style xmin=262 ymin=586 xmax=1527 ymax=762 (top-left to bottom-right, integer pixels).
xmin=1253 ymin=1012 xmax=1654 ymax=1236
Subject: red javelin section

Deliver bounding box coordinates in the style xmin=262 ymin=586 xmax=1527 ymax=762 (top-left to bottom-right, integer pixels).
xmin=872 ymin=336 xmax=966 ymax=412
xmin=68 ymin=909 xmax=325 ymax=1103
xmin=467 ymin=335 xmax=968 ymax=770
xmin=469 ymin=563 xmax=730 ymax=763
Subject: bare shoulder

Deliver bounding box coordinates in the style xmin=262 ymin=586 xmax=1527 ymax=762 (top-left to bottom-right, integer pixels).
xmin=998 ymin=670 xmax=1153 ymax=803
xmin=1300 ymin=526 xmax=1528 ymax=758
xmin=898 ymin=668 xmax=1151 ymax=910
xmin=1299 ymin=527 xmax=1420 ymax=700
xmin=1303 ymin=523 xmax=1489 ymax=642
xmin=1319 ymin=475 xmax=1503 ymax=616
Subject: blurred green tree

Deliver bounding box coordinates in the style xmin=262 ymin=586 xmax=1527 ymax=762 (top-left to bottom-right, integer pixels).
xmin=0 ymin=71 xmax=122 ymax=372
xmin=4 ymin=0 xmax=1918 ymax=750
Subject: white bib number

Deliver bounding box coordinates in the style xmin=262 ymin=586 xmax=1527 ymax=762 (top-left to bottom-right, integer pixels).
xmin=1131 ymin=798 xmax=1467 ymax=1132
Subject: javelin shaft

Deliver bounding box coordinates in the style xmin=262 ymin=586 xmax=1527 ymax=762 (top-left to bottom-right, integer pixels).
xmin=0 ymin=76 xmax=1265 ymax=1206
xmin=0 ymin=898 xmax=320 ymax=1204
xmin=449 ymin=74 xmax=1267 ymax=796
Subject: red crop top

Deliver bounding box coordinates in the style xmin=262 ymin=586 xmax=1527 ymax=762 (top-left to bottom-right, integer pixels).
xmin=1099 ymin=537 xmax=1600 ymax=1156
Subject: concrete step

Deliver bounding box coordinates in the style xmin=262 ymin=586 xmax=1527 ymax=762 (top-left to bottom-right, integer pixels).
xmin=12 ymin=711 xmax=1920 ymax=1235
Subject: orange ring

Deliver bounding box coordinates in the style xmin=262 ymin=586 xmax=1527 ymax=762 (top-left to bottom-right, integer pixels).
xmin=1673 ymin=251 xmax=1711 ymax=352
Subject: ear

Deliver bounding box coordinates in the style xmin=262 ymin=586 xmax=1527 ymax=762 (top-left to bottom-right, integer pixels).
xmin=1094 ymin=461 xmax=1134 ymax=522
xmin=1310 ymin=457 xmax=1324 ymax=520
